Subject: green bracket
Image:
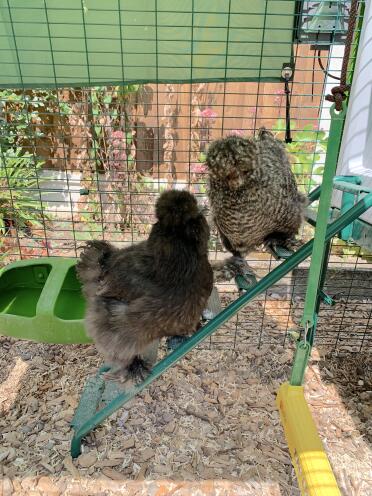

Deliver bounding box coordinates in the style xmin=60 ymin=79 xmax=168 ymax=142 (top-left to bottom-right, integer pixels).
xmin=319 ymin=289 xmax=335 ymax=306
xmin=266 ymin=244 xmax=293 ymax=260
xmin=308 ymin=185 xmax=322 ymax=204
xmin=305 ymin=176 xmax=369 ymax=229
xmin=289 ymin=340 xmax=311 ymax=387
xmin=332 ymin=208 xmax=372 ymax=252
xmin=335 ymin=175 xmax=362 ymax=241
xmin=235 ymin=273 xmax=258 ymax=291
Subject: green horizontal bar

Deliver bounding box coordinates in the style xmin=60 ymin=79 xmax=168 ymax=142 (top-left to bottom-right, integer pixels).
xmin=0 ymin=76 xmax=282 ymax=90
xmin=333 ymin=180 xmax=372 ymax=195
xmin=308 ymin=185 xmax=321 ymax=204
xmin=71 ymin=192 xmax=372 ymax=457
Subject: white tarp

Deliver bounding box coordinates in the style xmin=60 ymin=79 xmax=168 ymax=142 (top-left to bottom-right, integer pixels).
xmin=332 ymin=0 xmax=372 ymax=224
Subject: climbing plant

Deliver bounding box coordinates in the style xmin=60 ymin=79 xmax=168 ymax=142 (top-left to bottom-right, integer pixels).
xmin=0 ymin=89 xmax=57 ymax=237
xmin=274 ymin=118 xmax=328 ymax=195
xmin=0 ymin=89 xmax=71 ymax=152
xmin=0 ymin=147 xmax=46 ymax=235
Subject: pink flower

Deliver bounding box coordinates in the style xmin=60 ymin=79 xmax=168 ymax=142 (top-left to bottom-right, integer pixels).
xmin=274 ymin=88 xmax=285 ymax=95
xmin=200 ymin=108 xmax=218 ymax=119
xmin=109 ymin=129 xmax=127 ymax=168
xmin=111 ymin=130 xmax=125 ymax=139
xmin=190 ymin=163 xmax=207 ymax=174
xmin=247 ymin=107 xmax=256 ymax=115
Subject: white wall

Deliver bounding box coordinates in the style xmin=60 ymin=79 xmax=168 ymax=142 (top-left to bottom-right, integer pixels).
xmin=37 ymin=170 xmax=82 ymax=218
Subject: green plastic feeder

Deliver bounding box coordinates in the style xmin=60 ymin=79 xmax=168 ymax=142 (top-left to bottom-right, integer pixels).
xmin=0 ymin=257 xmax=90 ymax=344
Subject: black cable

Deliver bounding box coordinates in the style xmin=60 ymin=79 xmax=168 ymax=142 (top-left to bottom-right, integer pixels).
xmin=284 ymin=78 xmax=292 ymax=143
xmin=317 ymin=49 xmax=341 ymax=81
xmin=311 ymin=48 xmax=316 ymax=101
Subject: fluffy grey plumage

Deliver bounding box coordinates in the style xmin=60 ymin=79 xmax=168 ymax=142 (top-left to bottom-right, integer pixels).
xmin=76 ymin=190 xmax=213 ymax=382
xmin=206 ymin=128 xmax=307 ymax=279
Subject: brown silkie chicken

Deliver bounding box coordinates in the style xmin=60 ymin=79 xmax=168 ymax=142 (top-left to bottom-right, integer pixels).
xmin=206 ymin=127 xmax=307 ymax=281
xmin=76 ymin=190 xmax=213 ymax=382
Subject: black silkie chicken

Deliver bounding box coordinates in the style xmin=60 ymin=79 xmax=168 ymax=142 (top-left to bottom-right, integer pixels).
xmin=206 ymin=127 xmax=307 ymax=281
xmin=76 ymin=190 xmax=213 ymax=382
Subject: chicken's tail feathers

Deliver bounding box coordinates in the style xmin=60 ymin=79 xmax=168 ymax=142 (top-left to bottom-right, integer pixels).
xmin=76 ymin=240 xmax=115 ymax=286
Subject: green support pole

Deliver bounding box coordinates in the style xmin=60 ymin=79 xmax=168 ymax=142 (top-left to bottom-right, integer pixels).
xmin=313 ymin=240 xmax=332 ymax=335
xmin=290 ymin=0 xmax=365 ymax=386
xmin=71 ymin=192 xmax=372 ymax=457
xmin=290 ymin=105 xmax=346 ymax=386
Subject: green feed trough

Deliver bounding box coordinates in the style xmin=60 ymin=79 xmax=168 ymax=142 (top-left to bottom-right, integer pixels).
xmin=0 ymin=257 xmax=90 ymax=344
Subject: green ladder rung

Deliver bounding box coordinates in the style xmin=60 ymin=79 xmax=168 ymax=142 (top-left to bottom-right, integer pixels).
xmin=235 ymin=273 xmax=258 ymax=291
xmin=71 ymin=373 xmax=106 ymax=432
xmin=306 ymin=180 xmax=371 ymax=228
xmin=101 ymin=380 xmax=125 ymax=404
xmin=266 ymin=244 xmax=294 ymax=260
xmin=319 ymin=289 xmax=335 ymax=306
xmin=72 ymin=367 xmax=124 ymax=431
xmin=333 ymin=180 xmax=372 ymax=195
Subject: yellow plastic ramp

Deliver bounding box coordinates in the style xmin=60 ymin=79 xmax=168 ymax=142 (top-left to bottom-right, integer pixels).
xmin=276 ymin=383 xmax=341 ymax=496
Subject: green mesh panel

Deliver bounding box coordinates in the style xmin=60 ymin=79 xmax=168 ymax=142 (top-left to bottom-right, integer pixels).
xmin=0 ymin=0 xmax=296 ymax=88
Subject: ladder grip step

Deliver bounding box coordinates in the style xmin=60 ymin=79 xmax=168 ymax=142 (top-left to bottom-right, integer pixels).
xmin=71 ymin=375 xmax=105 ymax=431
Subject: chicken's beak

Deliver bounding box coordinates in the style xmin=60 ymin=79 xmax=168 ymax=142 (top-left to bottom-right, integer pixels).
xmin=226 ymin=170 xmax=244 ymax=189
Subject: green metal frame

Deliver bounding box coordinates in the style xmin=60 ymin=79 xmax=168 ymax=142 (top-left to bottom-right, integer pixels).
xmin=290 ymin=105 xmax=346 ymax=386
xmin=290 ymin=179 xmax=372 ymax=385
xmin=71 ymin=190 xmax=372 ymax=457
xmin=331 ymin=206 xmax=372 ymax=252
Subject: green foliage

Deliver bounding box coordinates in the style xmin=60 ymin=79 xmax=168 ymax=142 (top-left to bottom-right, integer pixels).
xmin=274 ymin=119 xmax=328 ymax=194
xmin=0 ymin=88 xmax=72 ymax=239
xmin=199 ymin=152 xmax=207 ymax=163
xmin=0 ymin=89 xmax=72 ymax=152
xmin=0 ymin=147 xmax=47 ymax=234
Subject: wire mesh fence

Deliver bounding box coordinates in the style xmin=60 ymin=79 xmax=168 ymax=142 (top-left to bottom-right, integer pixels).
xmin=0 ymin=0 xmax=370 ymax=352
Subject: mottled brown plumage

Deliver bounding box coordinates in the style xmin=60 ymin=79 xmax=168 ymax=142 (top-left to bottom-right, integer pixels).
xmin=76 ymin=190 xmax=213 ymax=382
xmin=206 ymin=128 xmax=307 ymax=280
